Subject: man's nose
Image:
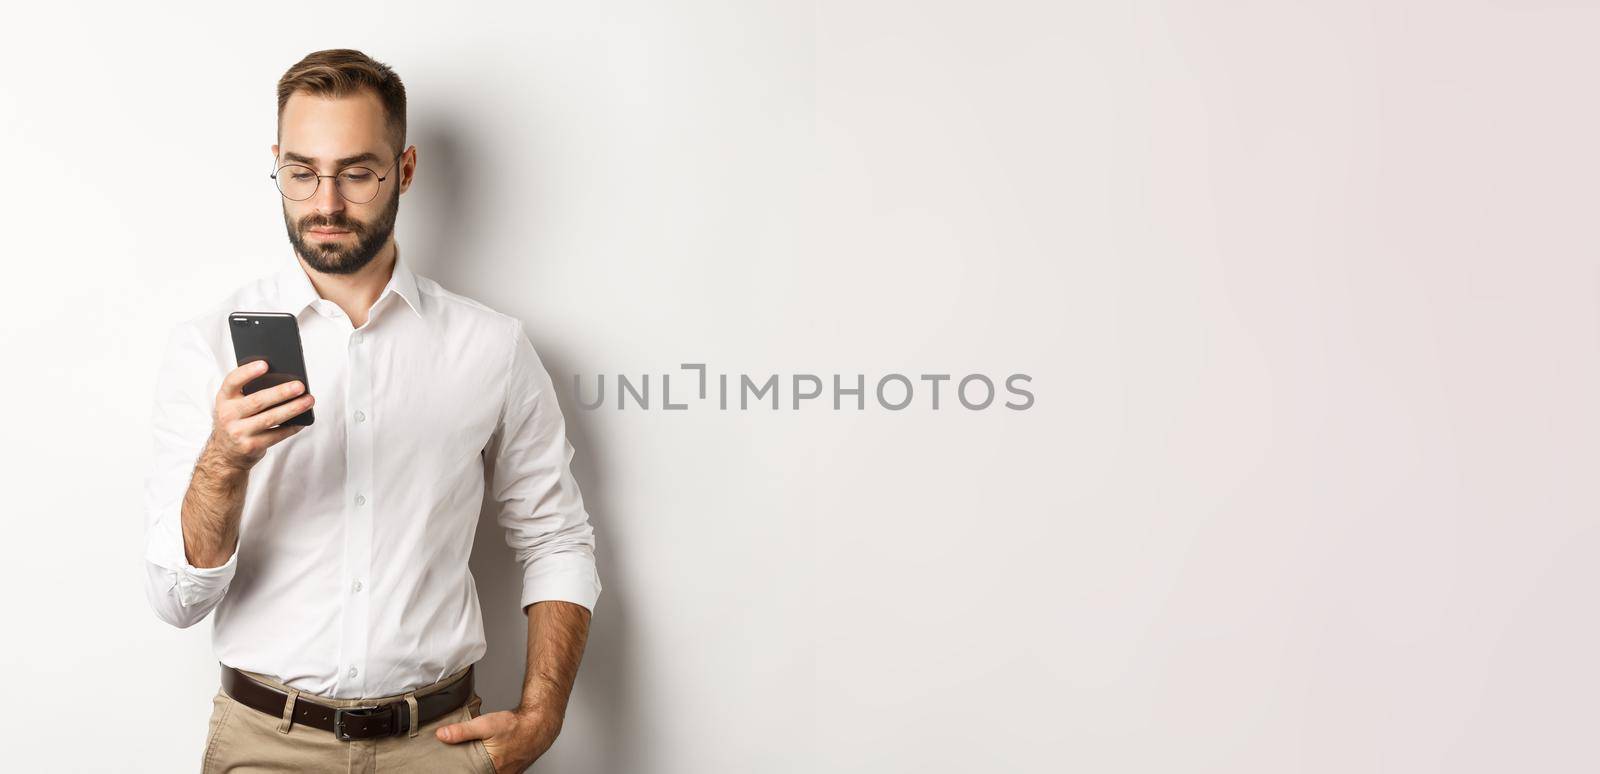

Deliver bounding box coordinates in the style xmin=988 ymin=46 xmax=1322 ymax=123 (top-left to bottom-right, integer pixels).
xmin=310 ymin=175 xmax=345 ymax=216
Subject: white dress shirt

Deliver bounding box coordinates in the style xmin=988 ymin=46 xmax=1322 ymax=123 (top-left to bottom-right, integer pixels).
xmin=142 ymin=247 xmax=601 ymax=699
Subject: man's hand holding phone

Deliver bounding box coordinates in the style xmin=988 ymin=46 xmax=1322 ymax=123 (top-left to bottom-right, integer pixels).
xmin=205 ymin=359 xmax=315 ymax=473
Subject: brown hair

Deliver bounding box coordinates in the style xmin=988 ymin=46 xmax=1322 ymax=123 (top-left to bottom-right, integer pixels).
xmin=276 ymin=49 xmax=407 ymax=155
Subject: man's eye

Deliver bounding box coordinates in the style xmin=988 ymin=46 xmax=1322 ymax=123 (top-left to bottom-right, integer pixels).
xmin=342 ymin=172 xmax=373 ymax=182
xmin=288 ymin=172 xmax=315 ymax=181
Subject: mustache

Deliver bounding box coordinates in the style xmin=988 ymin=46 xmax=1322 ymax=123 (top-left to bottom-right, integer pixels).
xmin=300 ymin=217 xmax=363 ymax=232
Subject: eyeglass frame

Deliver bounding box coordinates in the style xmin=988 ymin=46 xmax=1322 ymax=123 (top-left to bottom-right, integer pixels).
xmin=269 ymin=150 xmax=405 ymax=203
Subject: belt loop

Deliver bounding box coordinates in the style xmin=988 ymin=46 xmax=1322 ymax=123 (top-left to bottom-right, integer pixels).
xmin=277 ymin=687 xmax=300 ymax=734
xmin=404 ymin=691 xmax=420 ymax=738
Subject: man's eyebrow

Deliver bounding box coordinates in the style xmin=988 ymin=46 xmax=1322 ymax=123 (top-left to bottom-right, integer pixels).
xmin=281 ymin=151 xmax=384 ymax=167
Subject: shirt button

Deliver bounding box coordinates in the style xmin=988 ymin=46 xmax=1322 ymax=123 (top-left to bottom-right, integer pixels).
xmin=354 ymin=494 xmax=366 ymax=507
xmin=354 ymin=410 xmax=366 ymax=423
xmin=352 ymin=579 xmax=363 ymax=593
xmin=348 ymin=666 xmax=358 ymax=678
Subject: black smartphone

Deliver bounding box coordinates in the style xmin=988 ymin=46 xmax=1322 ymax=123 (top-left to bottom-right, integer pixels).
xmin=228 ymin=311 xmax=315 ymax=427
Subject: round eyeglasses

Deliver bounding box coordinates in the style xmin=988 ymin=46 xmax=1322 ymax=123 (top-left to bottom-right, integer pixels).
xmin=270 ymin=152 xmax=403 ymax=204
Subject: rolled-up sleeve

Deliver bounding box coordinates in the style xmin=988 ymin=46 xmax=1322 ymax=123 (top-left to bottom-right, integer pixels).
xmin=143 ymin=321 xmax=237 ymax=629
xmin=486 ymin=319 xmax=602 ymax=614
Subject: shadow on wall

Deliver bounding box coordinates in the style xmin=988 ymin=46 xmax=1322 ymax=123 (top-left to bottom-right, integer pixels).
xmin=405 ymin=113 xmax=641 ymax=773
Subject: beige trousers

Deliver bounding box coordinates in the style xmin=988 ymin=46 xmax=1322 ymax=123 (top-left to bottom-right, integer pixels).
xmin=199 ymin=663 xmax=497 ymax=773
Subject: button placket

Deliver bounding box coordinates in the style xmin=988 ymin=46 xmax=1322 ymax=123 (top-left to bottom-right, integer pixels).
xmin=338 ymin=325 xmax=375 ymax=697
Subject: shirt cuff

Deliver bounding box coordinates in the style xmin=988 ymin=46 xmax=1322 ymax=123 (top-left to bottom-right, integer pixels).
xmin=172 ymin=550 xmax=238 ymax=607
xmin=519 ymin=554 xmax=602 ymax=613
xmin=148 ymin=513 xmax=240 ymax=608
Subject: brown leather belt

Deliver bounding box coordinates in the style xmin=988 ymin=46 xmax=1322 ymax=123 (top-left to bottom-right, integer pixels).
xmin=220 ymin=663 xmax=474 ymax=741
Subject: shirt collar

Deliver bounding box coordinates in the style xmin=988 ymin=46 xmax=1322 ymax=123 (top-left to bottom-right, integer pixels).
xmin=276 ymin=245 xmax=424 ymax=320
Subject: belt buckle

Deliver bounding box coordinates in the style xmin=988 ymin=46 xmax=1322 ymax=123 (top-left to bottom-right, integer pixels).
xmin=333 ymin=705 xmax=391 ymax=741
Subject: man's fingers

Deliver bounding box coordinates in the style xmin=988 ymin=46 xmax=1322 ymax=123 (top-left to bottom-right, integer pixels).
xmin=435 ymin=716 xmax=491 ymax=744
xmin=244 ymin=394 xmax=315 ymax=433
xmin=258 ymin=423 xmax=304 ymax=446
xmin=243 ymin=379 xmax=305 ymax=417
xmin=220 ymin=360 xmax=269 ymax=398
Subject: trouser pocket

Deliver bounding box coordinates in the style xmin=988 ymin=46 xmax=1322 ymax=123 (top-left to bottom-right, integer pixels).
xmin=200 ymin=688 xmax=237 ymax=774
xmin=464 ymin=694 xmax=495 ymax=772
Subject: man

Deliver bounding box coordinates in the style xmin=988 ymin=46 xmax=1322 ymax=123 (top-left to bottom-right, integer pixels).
xmin=142 ymin=49 xmax=600 ymax=773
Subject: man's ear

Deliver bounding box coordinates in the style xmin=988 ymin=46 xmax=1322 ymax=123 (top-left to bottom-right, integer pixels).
xmin=398 ymin=145 xmax=416 ymax=194
xmin=270 ymin=143 xmax=279 ymax=161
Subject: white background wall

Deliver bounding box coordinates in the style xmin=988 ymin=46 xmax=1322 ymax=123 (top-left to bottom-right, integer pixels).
xmin=3 ymin=1 xmax=1598 ymax=771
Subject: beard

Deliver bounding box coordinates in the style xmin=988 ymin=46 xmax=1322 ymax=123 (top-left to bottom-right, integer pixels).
xmin=283 ymin=185 xmax=400 ymax=275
